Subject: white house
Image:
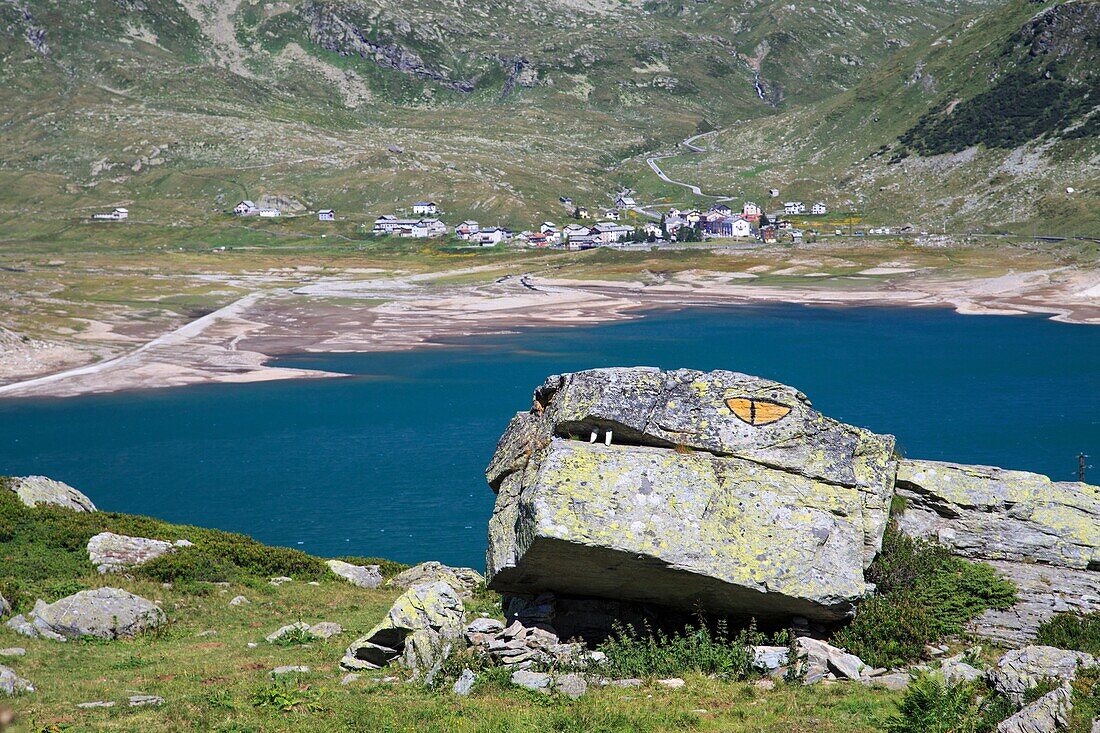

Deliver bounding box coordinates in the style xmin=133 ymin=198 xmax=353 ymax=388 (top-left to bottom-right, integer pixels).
xmin=768 ymin=188 xmax=780 ymax=198
xmin=643 ymin=222 xmax=663 ymax=238
xmin=412 ymin=201 xmax=438 ymax=216
xmin=474 ymin=227 xmax=510 ymax=246
xmin=566 ymin=233 xmax=599 ymax=249
xmin=742 ymin=201 xmax=762 ymax=218
xmin=258 ymin=208 xmax=281 ymax=218
xmin=455 ymin=220 xmax=480 ymax=239
xmin=92 ymin=207 xmax=129 ymax=221
xmin=562 ymin=224 xmax=591 ymax=239
xmin=593 ymin=222 xmax=634 ymax=244
xmin=709 ymin=204 xmax=733 ymax=217
xmin=784 ymin=201 xmax=806 ymax=215
xmin=615 ymin=195 xmax=637 ymax=209
xmin=811 ymin=202 xmax=827 ymax=215
xmin=318 ymin=209 xmax=335 ymax=221
xmin=705 ymin=215 xmax=754 ymax=239
xmin=410 ymin=218 xmax=448 ymax=238
xmin=233 ymin=200 xmax=257 ymax=216
xmin=603 ymin=209 xmax=621 ymax=221
xmin=373 ymin=215 xmax=420 ymax=234
xmin=539 ymin=222 xmax=557 ymax=234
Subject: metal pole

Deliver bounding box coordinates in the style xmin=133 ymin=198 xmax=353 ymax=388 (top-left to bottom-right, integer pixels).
xmin=1080 ymin=453 xmax=1087 ymax=483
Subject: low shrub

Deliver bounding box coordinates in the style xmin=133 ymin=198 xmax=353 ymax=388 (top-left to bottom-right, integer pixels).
xmin=833 ymin=522 xmax=1016 ymax=668
xmin=885 ymin=674 xmax=1013 ymax=733
xmin=333 ymin=555 xmax=410 ymax=579
xmin=596 ymin=620 xmax=775 ymax=680
xmin=1068 ymin=666 xmax=1100 ymax=733
xmin=1036 ymin=613 xmax=1100 ymax=656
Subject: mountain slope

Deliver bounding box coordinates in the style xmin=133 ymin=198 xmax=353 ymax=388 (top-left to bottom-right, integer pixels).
xmin=654 ymin=0 xmax=1100 ymax=235
xmin=4 ymin=0 xmax=1091 ymax=235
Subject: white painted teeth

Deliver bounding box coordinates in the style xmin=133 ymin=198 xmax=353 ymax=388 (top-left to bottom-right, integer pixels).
xmin=604 ymin=430 xmax=613 ymax=446
xmin=589 ymin=430 xmax=598 ymax=443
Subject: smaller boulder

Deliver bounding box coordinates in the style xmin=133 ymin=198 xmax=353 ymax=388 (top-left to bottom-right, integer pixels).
xmin=990 ymin=646 xmax=1096 ymax=704
xmin=0 ymin=665 xmax=33 ymax=696
xmin=0 ymin=592 xmax=8 ymax=618
xmin=23 ymin=588 xmax=166 ymax=640
xmin=453 ymin=668 xmax=477 ymax=696
xmin=941 ymin=656 xmax=984 ymax=685
xmin=128 ymin=695 xmax=164 ymax=707
xmin=658 ymin=678 xmax=685 ymax=689
xmin=327 ymin=560 xmax=383 ymax=589
xmin=309 ymin=622 xmax=343 ymax=640
xmin=228 ymin=596 xmax=249 ymax=607
xmin=76 ymin=701 xmax=115 ymax=709
xmin=996 ymin=684 xmax=1072 ymax=733
xmin=389 ymin=562 xmax=483 ymax=598
xmin=341 ymin=581 xmax=465 ymax=673
xmin=266 ymin=622 xmax=312 ymax=643
xmin=0 ymin=650 xmax=25 ymax=658
xmin=797 ymin=637 xmax=867 ymax=681
xmin=555 ymin=673 xmax=588 ymax=699
xmin=271 ymin=666 xmax=310 ymax=677
xmin=87 ymin=532 xmax=191 ymax=574
xmin=269 ymin=577 xmax=293 ymax=586
xmin=752 ymin=645 xmax=789 ymax=673
xmin=511 ymin=669 xmax=552 ymax=692
xmin=7 ymin=476 xmax=96 ymax=512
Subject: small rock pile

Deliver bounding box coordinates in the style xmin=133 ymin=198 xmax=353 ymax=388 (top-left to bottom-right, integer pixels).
xmin=464 ymin=618 xmax=596 ymax=670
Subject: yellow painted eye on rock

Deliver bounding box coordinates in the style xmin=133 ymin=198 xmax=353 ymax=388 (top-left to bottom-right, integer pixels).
xmin=726 ymin=397 xmax=792 ymax=427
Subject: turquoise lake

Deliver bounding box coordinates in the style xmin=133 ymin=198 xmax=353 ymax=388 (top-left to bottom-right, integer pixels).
xmin=0 ymin=304 xmax=1097 ymax=569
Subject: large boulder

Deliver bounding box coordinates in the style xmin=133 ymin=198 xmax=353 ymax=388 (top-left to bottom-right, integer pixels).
xmin=341 ymin=581 xmax=465 ymax=673
xmin=485 ymin=368 xmax=897 ymax=623
xmin=989 ymin=646 xmax=1096 ymax=705
xmin=897 ymin=460 xmax=1100 ymax=643
xmin=87 ymin=532 xmax=192 ymax=574
xmin=388 ymin=562 xmax=484 ymax=598
xmin=7 ymin=588 xmax=166 ymax=641
xmin=6 ymin=476 xmax=96 ymax=512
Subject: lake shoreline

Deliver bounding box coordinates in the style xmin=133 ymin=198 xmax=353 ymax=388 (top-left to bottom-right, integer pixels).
xmin=1 ymin=264 xmax=1098 ymax=400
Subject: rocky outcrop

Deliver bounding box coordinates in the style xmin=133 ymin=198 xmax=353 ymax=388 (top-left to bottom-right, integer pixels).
xmin=341 ymin=581 xmax=465 ymax=674
xmin=5 ymin=588 xmax=166 ymax=641
xmin=6 ymin=476 xmax=96 ymax=512
xmin=485 ymin=368 xmax=898 ymax=623
xmin=327 ymin=560 xmax=383 ymax=589
xmin=87 ymin=532 xmax=192 ymax=574
xmin=897 ymin=460 xmax=1100 ymax=643
xmin=298 ymin=1 xmax=476 ymax=92
xmin=0 ymin=593 xmax=8 ymax=618
xmin=388 ymin=562 xmax=483 ymax=599
xmin=997 ymin=684 xmax=1072 ymax=733
xmin=989 ymin=645 xmax=1095 ymax=705
xmin=0 ymin=665 xmax=33 ymax=696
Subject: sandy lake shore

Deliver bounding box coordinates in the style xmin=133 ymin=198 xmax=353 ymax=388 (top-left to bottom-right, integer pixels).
xmin=1 ymin=262 xmax=1098 ymax=399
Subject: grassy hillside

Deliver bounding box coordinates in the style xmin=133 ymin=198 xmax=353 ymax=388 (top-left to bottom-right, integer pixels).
xmin=0 ymin=484 xmax=906 ymax=732
xmin=654 ymin=0 xmax=1100 ymax=235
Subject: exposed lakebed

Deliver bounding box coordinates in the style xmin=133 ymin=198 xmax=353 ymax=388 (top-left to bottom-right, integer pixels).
xmin=0 ymin=304 xmax=1096 ymax=568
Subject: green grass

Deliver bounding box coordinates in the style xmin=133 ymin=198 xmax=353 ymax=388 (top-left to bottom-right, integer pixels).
xmin=0 ymin=481 xmax=908 ymax=732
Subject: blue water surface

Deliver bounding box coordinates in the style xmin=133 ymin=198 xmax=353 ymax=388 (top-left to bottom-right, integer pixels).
xmin=0 ymin=303 xmax=1096 ymax=568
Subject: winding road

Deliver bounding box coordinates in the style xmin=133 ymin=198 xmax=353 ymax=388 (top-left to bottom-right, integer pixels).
xmin=644 ymin=131 xmax=734 ymax=202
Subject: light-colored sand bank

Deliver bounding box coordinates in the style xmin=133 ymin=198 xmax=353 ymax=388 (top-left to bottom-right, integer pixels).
xmin=1 ymin=264 xmax=1097 ymax=399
